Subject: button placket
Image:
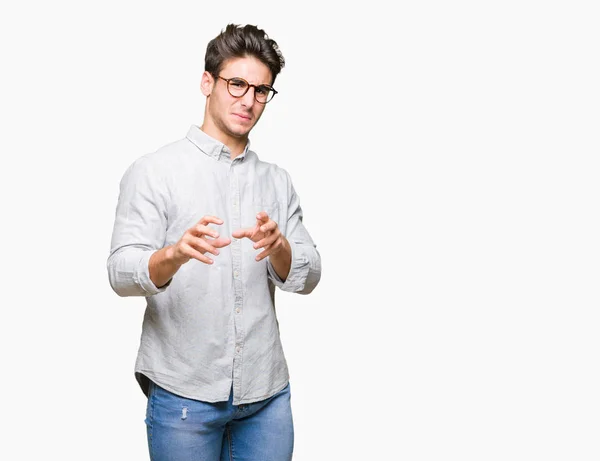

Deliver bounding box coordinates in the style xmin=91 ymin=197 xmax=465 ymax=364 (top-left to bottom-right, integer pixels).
xmin=230 ymin=162 xmax=245 ymax=401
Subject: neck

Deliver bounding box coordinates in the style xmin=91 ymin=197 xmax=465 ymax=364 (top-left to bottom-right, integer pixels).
xmin=200 ymin=117 xmax=247 ymax=159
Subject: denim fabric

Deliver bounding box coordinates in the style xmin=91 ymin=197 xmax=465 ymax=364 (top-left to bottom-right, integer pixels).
xmin=145 ymin=379 xmax=293 ymax=461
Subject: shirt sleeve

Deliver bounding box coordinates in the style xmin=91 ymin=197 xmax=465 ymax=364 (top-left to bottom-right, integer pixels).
xmin=267 ymin=170 xmax=321 ymax=294
xmin=106 ymin=156 xmax=172 ymax=297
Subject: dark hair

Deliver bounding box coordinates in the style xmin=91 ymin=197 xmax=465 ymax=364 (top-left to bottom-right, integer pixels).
xmin=205 ymin=24 xmax=285 ymax=84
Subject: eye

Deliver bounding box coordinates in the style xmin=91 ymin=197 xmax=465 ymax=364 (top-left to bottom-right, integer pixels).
xmin=256 ymin=86 xmax=271 ymax=95
xmin=230 ymin=79 xmax=247 ymax=88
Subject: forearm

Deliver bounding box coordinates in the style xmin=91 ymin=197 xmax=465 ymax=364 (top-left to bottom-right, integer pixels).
xmin=149 ymin=245 xmax=183 ymax=288
xmin=107 ymin=157 xmax=172 ymax=297
xmin=267 ymin=241 xmax=321 ymax=294
xmin=107 ymin=246 xmax=173 ymax=297
xmin=268 ymin=237 xmax=292 ymax=282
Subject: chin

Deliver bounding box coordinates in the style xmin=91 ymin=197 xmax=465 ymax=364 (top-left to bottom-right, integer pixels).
xmin=228 ymin=123 xmax=252 ymax=138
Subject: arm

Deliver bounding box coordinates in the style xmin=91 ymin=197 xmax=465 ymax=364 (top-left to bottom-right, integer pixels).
xmin=266 ymin=171 xmax=321 ymax=295
xmin=106 ymin=157 xmax=173 ymax=297
xmin=266 ymin=236 xmax=292 ymax=282
xmin=149 ymin=245 xmax=183 ymax=289
xmin=148 ymin=218 xmax=231 ymax=288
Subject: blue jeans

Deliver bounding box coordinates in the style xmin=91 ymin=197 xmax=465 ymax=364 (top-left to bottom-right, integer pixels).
xmin=145 ymin=380 xmax=294 ymax=461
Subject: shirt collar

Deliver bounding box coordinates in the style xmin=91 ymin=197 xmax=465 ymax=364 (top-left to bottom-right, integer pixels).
xmin=186 ymin=125 xmax=250 ymax=163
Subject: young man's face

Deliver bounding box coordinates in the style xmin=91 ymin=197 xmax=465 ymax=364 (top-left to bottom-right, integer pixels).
xmin=203 ymin=56 xmax=273 ymax=140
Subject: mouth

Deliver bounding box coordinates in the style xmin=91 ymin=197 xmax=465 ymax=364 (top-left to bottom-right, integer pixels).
xmin=233 ymin=113 xmax=252 ymax=121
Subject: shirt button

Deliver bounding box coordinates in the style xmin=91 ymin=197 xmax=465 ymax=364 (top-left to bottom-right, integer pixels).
xmin=236 ymin=346 xmax=241 ymax=353
xmin=236 ymin=308 xmax=241 ymax=314
xmin=234 ymin=270 xmax=239 ymax=278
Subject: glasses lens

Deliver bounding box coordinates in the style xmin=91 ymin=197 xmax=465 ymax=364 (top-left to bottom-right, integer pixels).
xmin=228 ymin=78 xmax=249 ymax=97
xmin=255 ymin=85 xmax=275 ymax=103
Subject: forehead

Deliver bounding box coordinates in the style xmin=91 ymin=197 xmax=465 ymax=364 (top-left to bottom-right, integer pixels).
xmin=220 ymin=56 xmax=273 ymax=85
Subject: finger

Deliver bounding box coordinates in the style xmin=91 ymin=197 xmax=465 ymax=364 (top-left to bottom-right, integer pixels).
xmin=190 ymin=237 xmax=220 ymax=257
xmin=191 ymin=224 xmax=220 ymax=239
xmin=232 ymin=227 xmax=254 ymax=239
xmin=182 ymin=242 xmax=215 ymax=265
xmin=256 ymin=237 xmax=284 ymax=261
xmin=258 ymin=221 xmax=277 ymax=234
xmin=255 ymin=212 xmax=269 ymax=223
xmin=211 ymin=236 xmax=232 ymax=248
xmin=198 ymin=215 xmax=224 ymax=226
xmin=253 ymin=233 xmax=278 ymax=250
xmin=186 ymin=237 xmax=230 ymax=261
xmin=249 ymin=224 xmax=262 ymax=241
xmin=255 ymin=244 xmax=275 ymax=261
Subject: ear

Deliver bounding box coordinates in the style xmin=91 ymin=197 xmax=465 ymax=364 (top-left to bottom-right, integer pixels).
xmin=200 ymin=71 xmax=214 ymax=97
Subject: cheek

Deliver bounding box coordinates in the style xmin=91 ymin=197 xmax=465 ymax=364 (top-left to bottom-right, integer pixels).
xmin=253 ymin=106 xmax=266 ymax=120
xmin=211 ymin=98 xmax=230 ymax=122
xmin=211 ymin=91 xmax=230 ymax=111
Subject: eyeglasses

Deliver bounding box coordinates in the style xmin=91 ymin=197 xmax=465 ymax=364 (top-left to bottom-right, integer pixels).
xmin=217 ymin=76 xmax=278 ymax=104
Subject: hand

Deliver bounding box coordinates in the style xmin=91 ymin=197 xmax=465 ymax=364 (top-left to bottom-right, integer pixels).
xmin=232 ymin=211 xmax=286 ymax=262
xmin=168 ymin=215 xmax=231 ymax=265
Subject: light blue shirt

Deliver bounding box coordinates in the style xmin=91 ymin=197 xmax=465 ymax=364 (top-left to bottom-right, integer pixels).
xmin=107 ymin=125 xmax=321 ymax=405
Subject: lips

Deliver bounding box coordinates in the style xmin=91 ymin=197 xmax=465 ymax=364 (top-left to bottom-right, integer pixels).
xmin=233 ymin=113 xmax=251 ymax=121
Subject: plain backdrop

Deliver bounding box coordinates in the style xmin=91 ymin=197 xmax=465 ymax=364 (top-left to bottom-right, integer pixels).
xmin=1 ymin=1 xmax=599 ymax=459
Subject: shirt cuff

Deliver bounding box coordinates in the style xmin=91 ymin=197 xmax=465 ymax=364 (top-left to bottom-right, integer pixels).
xmin=267 ymin=241 xmax=309 ymax=292
xmin=135 ymin=249 xmax=172 ymax=296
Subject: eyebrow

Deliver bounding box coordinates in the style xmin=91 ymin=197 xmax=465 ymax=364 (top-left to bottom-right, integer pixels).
xmin=225 ymin=76 xmax=274 ymax=87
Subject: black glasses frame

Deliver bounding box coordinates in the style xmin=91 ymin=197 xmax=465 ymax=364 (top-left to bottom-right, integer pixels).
xmin=217 ymin=76 xmax=278 ymax=104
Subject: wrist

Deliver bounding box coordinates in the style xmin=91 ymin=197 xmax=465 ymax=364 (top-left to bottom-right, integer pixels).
xmin=164 ymin=245 xmax=184 ymax=266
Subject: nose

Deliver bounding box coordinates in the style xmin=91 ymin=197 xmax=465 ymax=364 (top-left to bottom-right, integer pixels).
xmin=240 ymin=86 xmax=256 ymax=109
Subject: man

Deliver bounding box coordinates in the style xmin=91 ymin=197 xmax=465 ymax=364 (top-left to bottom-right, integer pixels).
xmin=107 ymin=24 xmax=321 ymax=460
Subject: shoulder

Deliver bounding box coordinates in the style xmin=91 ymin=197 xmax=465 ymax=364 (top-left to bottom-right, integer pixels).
xmin=142 ymin=137 xmax=194 ymax=167
xmin=123 ymin=137 xmax=194 ymax=180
